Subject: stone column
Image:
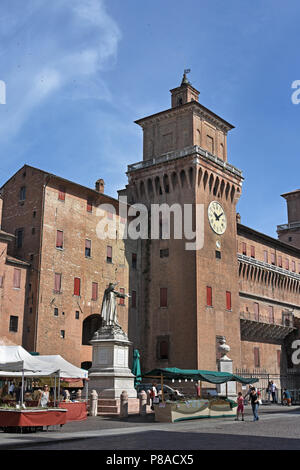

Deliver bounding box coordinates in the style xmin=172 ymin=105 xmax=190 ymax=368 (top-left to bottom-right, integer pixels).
xmin=217 ymin=337 xmax=237 ymax=399
xmin=139 ymin=390 xmax=147 ymax=416
xmin=90 ymin=390 xmax=98 ymax=417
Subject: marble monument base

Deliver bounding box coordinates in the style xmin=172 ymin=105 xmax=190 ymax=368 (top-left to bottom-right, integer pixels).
xmin=88 ymin=324 xmax=137 ymax=399
xmin=217 ymin=356 xmax=237 ymax=399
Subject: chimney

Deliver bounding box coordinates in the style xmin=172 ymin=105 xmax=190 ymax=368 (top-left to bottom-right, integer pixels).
xmin=95 ymin=179 xmax=105 ymax=194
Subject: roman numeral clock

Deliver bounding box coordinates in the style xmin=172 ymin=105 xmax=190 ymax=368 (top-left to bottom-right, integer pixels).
xmin=208 ymin=201 xmax=227 ymax=235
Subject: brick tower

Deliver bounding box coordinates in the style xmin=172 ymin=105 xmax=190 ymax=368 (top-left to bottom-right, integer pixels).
xmin=125 ymin=73 xmax=244 ymax=372
xmin=277 ymin=189 xmax=300 ymax=249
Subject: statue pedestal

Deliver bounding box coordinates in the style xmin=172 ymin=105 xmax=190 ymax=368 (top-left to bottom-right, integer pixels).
xmin=88 ymin=325 xmax=137 ymax=399
xmin=217 ymin=355 xmax=237 ymax=399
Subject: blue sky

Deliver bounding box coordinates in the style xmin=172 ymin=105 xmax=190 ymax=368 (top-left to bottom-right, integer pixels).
xmin=0 ymin=0 xmax=299 ymax=238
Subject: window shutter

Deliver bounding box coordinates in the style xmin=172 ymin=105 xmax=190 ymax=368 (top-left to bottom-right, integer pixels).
xmin=92 ymin=282 xmax=98 ymax=301
xmin=226 ymin=291 xmax=231 ymax=310
xmin=74 ymin=277 xmax=81 ymax=296
xmin=56 ymin=230 xmax=63 ymax=249
xmin=107 ymin=246 xmax=112 ymax=262
xmin=206 ymin=286 xmax=212 ymax=307
xmin=160 ymin=288 xmax=168 ymax=307
xmin=87 ymin=199 xmax=93 ymax=212
xmin=13 ymin=269 xmax=21 ymax=288
xmin=242 ymin=242 xmax=247 ymax=255
xmin=58 ymin=186 xmax=66 ymax=201
xmin=54 ymin=273 xmax=61 ymax=293
xmin=250 ymin=245 xmax=255 ymax=258
xmin=254 ymin=347 xmax=260 ymax=368
xmin=119 ymin=288 xmax=125 ymax=305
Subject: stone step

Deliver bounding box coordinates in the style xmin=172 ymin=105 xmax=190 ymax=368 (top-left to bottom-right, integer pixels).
xmin=98 ymin=399 xmax=119 ymax=407
xmin=98 ymin=405 xmax=119 ymax=413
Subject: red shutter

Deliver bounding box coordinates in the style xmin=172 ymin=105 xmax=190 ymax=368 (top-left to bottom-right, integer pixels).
xmin=107 ymin=246 xmax=112 ymax=262
xmin=242 ymin=242 xmax=247 ymax=255
xmin=250 ymin=245 xmax=255 ymax=258
xmin=74 ymin=277 xmax=81 ymax=296
xmin=285 ymin=258 xmax=289 ymax=270
xmin=226 ymin=291 xmax=231 ymax=310
xmin=119 ymin=288 xmax=125 ymax=305
xmin=278 ymin=255 xmax=282 ymax=267
xmin=58 ymin=186 xmax=65 ymax=201
xmin=292 ymin=260 xmax=296 ymax=272
xmin=271 ymin=253 xmax=275 ymax=265
xmin=92 ymin=282 xmax=98 ymax=301
xmin=160 ymin=288 xmax=168 ymax=307
xmin=87 ymin=199 xmax=93 ymax=212
xmin=54 ymin=273 xmax=61 ymax=293
xmin=13 ymin=269 xmax=21 ymax=288
xmin=254 ymin=347 xmax=260 ymax=368
xmin=56 ymin=230 xmax=63 ymax=249
xmin=132 ymin=290 xmax=136 ymax=308
xmin=264 ymin=250 xmax=268 ymax=263
xmin=206 ymin=286 xmax=212 ymax=307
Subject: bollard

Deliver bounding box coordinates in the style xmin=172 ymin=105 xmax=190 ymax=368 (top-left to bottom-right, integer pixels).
xmin=120 ymin=391 xmax=128 ymax=418
xmin=139 ymin=390 xmax=147 ymax=416
xmin=90 ymin=390 xmax=98 ymax=417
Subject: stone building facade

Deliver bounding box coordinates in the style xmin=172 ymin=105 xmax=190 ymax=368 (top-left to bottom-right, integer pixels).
xmin=0 ymin=197 xmax=29 ymax=346
xmin=0 ymin=167 xmax=133 ymax=367
xmin=123 ymin=74 xmax=300 ymax=383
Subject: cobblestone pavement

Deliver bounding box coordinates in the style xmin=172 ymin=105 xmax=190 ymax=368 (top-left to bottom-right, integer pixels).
xmin=2 ymin=405 xmax=300 ymax=450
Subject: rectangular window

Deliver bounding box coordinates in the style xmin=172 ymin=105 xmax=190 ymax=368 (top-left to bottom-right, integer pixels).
xmin=132 ymin=290 xmax=137 ymax=308
xmin=250 ymin=245 xmax=255 ymax=258
xmin=132 ymin=253 xmax=137 ymax=269
xmin=158 ymin=338 xmax=169 ymax=360
xmin=58 ymin=186 xmax=66 ymax=201
xmin=16 ymin=228 xmax=24 ymax=249
xmin=271 ymin=253 xmax=275 ymax=265
xmin=277 ymin=350 xmax=281 ymax=368
xmin=54 ymin=273 xmax=62 ymax=293
xmin=74 ymin=277 xmax=81 ymax=296
xmin=60 ymin=330 xmax=65 ymax=339
xmin=13 ymin=268 xmax=21 ymax=289
xmin=19 ymin=186 xmax=26 ymax=201
xmin=206 ymin=286 xmax=212 ymax=307
xmin=160 ymin=248 xmax=169 ymax=258
xmin=254 ymin=347 xmax=260 ymax=368
xmin=242 ymin=242 xmax=247 ymax=255
xmin=85 ymin=239 xmax=91 ymax=257
xmin=226 ymin=291 xmax=231 ymax=310
xmin=106 ymin=246 xmax=112 ymax=263
xmin=278 ymin=255 xmax=282 ymax=267
xmin=292 ymin=260 xmax=296 ymax=272
xmin=285 ymin=258 xmax=289 ymax=270
xmin=54 ymin=308 xmax=59 ymax=317
xmin=215 ymin=250 xmax=221 ymax=259
xmin=56 ymin=230 xmax=64 ymax=249
xmin=160 ymin=287 xmax=168 ymax=307
xmin=264 ymin=250 xmax=268 ymax=263
xmin=87 ymin=199 xmax=93 ymax=213
xmin=75 ymin=310 xmax=80 ymax=319
xmin=9 ymin=316 xmax=18 ymax=332
xmin=119 ymin=288 xmax=125 ymax=306
xmin=92 ymin=282 xmax=98 ymax=301
xmin=206 ymin=135 xmax=214 ymax=154
xmin=254 ymin=302 xmax=259 ymax=321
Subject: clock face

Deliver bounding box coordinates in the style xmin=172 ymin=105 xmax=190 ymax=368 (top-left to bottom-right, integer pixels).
xmin=208 ymin=201 xmax=227 ymax=235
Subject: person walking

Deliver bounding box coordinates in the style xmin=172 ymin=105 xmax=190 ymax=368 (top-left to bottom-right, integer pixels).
xmin=270 ymin=381 xmax=277 ymax=403
xmin=38 ymin=385 xmax=50 ymax=408
xmin=283 ymin=388 xmax=292 ymax=406
xmin=250 ymin=387 xmax=259 ymax=421
xmin=266 ymin=381 xmax=272 ymax=402
xmin=235 ymin=392 xmax=245 ymax=421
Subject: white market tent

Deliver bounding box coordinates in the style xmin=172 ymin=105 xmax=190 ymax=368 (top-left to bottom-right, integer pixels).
xmin=0 ymin=346 xmax=88 ymax=404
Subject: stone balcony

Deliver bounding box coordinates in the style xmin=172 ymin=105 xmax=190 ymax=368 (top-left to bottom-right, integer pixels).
xmin=277 ymin=221 xmax=300 ymax=232
xmin=240 ymin=311 xmax=296 ymax=343
xmin=127 ymin=145 xmax=243 ymax=178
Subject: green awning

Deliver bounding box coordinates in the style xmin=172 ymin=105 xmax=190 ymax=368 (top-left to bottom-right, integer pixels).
xmin=143 ymin=368 xmax=258 ymax=385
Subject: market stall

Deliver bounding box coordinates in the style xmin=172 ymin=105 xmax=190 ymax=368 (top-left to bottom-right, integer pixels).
xmin=143 ymin=367 xmax=258 ymax=423
xmin=0 ymin=346 xmax=88 ymax=429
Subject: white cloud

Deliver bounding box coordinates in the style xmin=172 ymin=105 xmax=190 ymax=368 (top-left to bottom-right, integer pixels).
xmin=0 ymin=0 xmax=121 ymax=140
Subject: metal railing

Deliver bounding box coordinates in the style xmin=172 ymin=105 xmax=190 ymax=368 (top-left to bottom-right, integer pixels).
xmin=240 ymin=311 xmax=294 ymax=328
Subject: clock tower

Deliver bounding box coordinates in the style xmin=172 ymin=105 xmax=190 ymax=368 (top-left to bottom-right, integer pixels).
xmin=126 ymin=73 xmax=243 ymax=372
